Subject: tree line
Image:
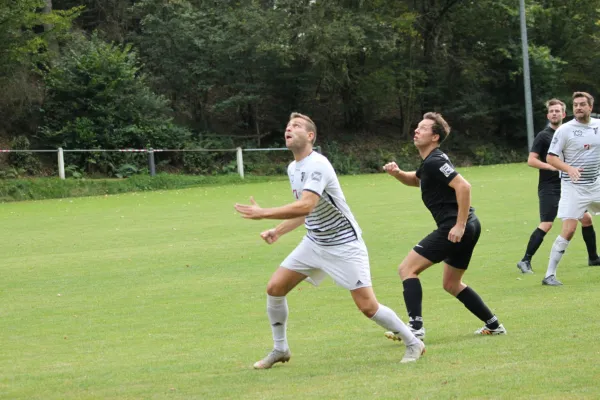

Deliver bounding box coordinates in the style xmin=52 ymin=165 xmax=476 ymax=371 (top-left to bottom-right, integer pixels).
xmin=1 ymin=0 xmax=599 ymax=177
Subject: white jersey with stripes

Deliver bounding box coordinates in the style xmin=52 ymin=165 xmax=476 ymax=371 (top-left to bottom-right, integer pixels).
xmin=287 ymin=151 xmax=361 ymax=246
xmin=548 ymin=117 xmax=600 ymax=185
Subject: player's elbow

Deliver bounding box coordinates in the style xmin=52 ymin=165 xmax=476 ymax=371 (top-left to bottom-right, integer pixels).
xmin=457 ymin=181 xmax=471 ymax=196
xmin=546 ymin=155 xmax=558 ymax=168
xmin=297 ymin=201 xmax=315 ymax=216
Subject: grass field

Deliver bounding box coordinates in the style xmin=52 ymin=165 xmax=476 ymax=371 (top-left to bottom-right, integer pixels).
xmin=1 ymin=163 xmax=600 ymax=400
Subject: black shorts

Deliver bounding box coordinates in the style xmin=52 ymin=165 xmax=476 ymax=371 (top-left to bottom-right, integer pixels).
xmin=538 ymin=188 xmax=560 ymax=223
xmin=413 ymin=218 xmax=481 ymax=270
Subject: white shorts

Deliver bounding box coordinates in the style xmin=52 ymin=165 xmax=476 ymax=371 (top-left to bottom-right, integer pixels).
xmin=281 ymin=237 xmax=372 ymax=290
xmin=557 ymin=179 xmax=600 ymax=220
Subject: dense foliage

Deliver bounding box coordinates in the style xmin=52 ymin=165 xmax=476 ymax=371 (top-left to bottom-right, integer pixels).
xmin=1 ymin=0 xmax=599 ymax=176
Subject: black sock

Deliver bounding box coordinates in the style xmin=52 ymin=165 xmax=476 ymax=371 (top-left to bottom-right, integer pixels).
xmin=523 ymin=228 xmax=547 ymax=262
xmin=456 ymin=286 xmax=499 ymax=329
xmin=402 ymin=278 xmax=423 ymax=330
xmin=582 ymin=225 xmax=598 ymax=260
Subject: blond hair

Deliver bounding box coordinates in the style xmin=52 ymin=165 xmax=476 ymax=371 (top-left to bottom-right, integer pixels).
xmin=289 ymin=112 xmax=317 ymax=144
xmin=545 ymin=98 xmax=566 ymax=113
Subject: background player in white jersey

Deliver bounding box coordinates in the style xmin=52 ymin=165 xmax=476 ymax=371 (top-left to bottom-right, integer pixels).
xmin=516 ymin=99 xmax=600 ymax=274
xmin=234 ymin=112 xmax=423 ymax=369
xmin=382 ymin=112 xmax=505 ymax=341
xmin=545 ymin=92 xmax=600 ymax=285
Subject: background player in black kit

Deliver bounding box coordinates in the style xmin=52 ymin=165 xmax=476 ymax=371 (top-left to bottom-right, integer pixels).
xmin=516 ymin=98 xmax=600 ymax=274
xmin=382 ymin=112 xmax=506 ymax=340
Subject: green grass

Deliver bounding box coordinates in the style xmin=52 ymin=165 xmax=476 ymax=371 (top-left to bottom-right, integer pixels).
xmin=1 ymin=163 xmax=600 ymax=399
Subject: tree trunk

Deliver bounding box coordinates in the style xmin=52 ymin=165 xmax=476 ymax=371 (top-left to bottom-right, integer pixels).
xmin=42 ymin=0 xmax=59 ymax=56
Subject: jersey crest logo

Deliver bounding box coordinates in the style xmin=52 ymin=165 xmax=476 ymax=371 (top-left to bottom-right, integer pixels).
xmin=573 ymin=129 xmax=583 ymax=137
xmin=301 ymin=172 xmax=306 ymax=182
xmin=310 ymin=171 xmax=322 ymax=182
xmin=439 ymin=163 xmax=455 ymax=177
xmin=584 ymin=144 xmax=591 ymax=150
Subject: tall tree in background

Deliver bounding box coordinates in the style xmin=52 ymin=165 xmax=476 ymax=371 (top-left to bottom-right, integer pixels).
xmin=1 ymin=0 xmax=600 ymax=166
xmin=40 ymin=32 xmax=190 ymax=172
xmin=0 ymin=0 xmax=80 ymax=135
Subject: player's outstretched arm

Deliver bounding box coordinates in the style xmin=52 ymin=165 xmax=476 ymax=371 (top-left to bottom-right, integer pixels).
xmin=260 ymin=216 xmax=306 ymax=244
xmin=382 ymin=162 xmax=419 ymax=187
xmin=527 ymin=152 xmax=557 ymax=171
xmin=547 ymin=154 xmax=582 ymax=182
xmin=234 ymin=191 xmax=320 ymax=220
xmin=447 ymin=174 xmax=471 ymax=243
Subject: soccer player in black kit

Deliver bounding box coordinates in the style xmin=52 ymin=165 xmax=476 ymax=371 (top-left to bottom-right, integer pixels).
xmin=382 ymin=112 xmax=505 ymax=340
xmin=516 ymin=98 xmax=600 ymax=276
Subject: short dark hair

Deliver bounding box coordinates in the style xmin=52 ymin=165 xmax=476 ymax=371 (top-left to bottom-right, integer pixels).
xmin=572 ymin=91 xmax=594 ymax=108
xmin=545 ymin=98 xmax=566 ymax=113
xmin=423 ymin=112 xmax=451 ymax=143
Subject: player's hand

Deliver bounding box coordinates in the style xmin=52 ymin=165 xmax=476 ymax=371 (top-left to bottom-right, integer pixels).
xmin=383 ymin=161 xmax=401 ymax=176
xmin=567 ymin=166 xmax=583 ymax=182
xmin=260 ymin=228 xmax=279 ymax=244
xmin=448 ymin=224 xmax=465 ymax=243
xmin=234 ymin=196 xmax=265 ymax=220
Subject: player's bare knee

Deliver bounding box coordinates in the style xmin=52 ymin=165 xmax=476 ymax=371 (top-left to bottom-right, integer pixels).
xmin=266 ymin=281 xmax=287 ymax=297
xmin=563 ymin=232 xmax=575 ymax=241
xmin=580 ymin=213 xmax=593 ymax=227
xmin=560 ymin=219 xmax=578 ymax=240
xmin=356 ymin=301 xmax=378 ymax=318
xmin=398 ymin=263 xmax=414 ymax=280
xmin=539 ymin=222 xmax=552 ymax=232
xmin=442 ymin=280 xmax=461 ymax=296
xmin=562 ymin=227 xmax=577 ymax=240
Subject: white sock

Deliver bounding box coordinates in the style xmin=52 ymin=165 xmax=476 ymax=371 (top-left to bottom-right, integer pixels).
xmin=371 ymin=304 xmax=418 ymax=346
xmin=546 ymin=235 xmax=570 ymax=278
xmin=267 ymin=295 xmax=289 ymax=351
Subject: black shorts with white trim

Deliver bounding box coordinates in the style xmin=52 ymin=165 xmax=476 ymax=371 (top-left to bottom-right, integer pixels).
xmin=538 ymin=186 xmax=560 ymax=223
xmin=413 ymin=216 xmax=481 ymax=270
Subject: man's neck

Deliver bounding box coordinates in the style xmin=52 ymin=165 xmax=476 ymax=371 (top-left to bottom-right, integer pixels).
xmin=418 ymin=144 xmax=439 ymax=160
xmin=576 ymin=116 xmax=591 ymax=125
xmin=550 ymin=123 xmax=561 ymax=130
xmin=293 ymin=146 xmax=313 ymax=162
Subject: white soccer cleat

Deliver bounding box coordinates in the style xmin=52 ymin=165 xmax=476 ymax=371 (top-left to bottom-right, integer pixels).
xmin=384 ymin=326 xmax=426 ymax=342
xmin=474 ymin=323 xmax=507 ymax=336
xmin=401 ymin=340 xmax=425 ymax=363
xmin=253 ymin=349 xmax=291 ymax=369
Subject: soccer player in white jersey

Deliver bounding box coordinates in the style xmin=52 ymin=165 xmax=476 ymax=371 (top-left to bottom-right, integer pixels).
xmin=516 ymin=99 xmax=600 ymax=274
xmin=545 ymin=92 xmax=600 ymax=285
xmin=234 ymin=112 xmax=424 ymax=368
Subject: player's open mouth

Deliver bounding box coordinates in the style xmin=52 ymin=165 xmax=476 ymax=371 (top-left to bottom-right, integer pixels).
xmin=285 ymin=134 xmax=292 ymax=139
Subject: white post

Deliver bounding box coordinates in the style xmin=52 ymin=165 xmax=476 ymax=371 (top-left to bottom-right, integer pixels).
xmin=58 ymin=148 xmax=65 ymax=179
xmin=236 ymin=147 xmax=244 ymax=179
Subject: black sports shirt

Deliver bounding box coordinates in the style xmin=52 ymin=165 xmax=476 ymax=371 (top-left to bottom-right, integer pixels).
xmin=530 ymin=126 xmax=560 ymax=190
xmin=416 ymin=148 xmax=475 ymax=228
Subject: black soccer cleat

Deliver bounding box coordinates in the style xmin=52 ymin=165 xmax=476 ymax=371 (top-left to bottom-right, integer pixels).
xmin=588 ymin=257 xmax=600 ymax=266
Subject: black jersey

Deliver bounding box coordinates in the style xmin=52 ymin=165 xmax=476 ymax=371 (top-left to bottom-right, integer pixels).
xmin=530 ymin=126 xmax=560 ymax=189
xmin=416 ymin=148 xmax=475 ymax=228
